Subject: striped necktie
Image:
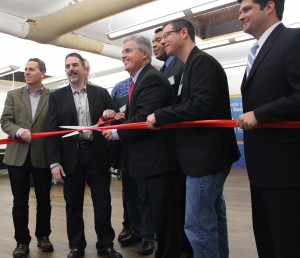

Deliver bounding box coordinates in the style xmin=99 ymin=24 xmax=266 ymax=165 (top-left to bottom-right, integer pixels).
xmin=246 ymin=44 xmax=259 ymax=78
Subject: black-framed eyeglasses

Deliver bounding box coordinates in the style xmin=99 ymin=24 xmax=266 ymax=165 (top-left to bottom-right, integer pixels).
xmin=162 ymin=28 xmax=183 ymax=39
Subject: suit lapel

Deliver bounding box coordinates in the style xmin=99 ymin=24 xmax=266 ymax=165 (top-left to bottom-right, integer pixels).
xmin=20 ymin=86 xmax=32 ymax=122
xmin=64 ymin=85 xmax=78 ymax=123
xmin=164 ymin=58 xmax=176 ymax=77
xmin=133 ymin=64 xmax=151 ymax=100
xmin=86 ymin=84 xmax=94 ymax=119
xmin=242 ymin=24 xmax=284 ymax=91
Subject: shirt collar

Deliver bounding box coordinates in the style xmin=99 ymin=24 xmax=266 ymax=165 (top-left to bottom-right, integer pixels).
xmin=70 ymin=83 xmax=87 ymax=94
xmin=165 ymin=56 xmax=174 ymax=67
xmin=26 ymin=85 xmax=43 ymax=95
xmin=257 ymin=22 xmax=281 ymax=50
xmin=131 ymin=65 xmax=146 ymax=84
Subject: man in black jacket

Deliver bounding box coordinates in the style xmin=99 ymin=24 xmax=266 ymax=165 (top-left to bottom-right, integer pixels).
xmin=46 ymin=52 xmax=122 ymax=258
xmin=147 ymin=19 xmax=240 ymax=258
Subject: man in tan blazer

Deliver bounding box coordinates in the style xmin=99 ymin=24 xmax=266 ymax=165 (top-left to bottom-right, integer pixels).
xmin=1 ymin=58 xmax=53 ymax=258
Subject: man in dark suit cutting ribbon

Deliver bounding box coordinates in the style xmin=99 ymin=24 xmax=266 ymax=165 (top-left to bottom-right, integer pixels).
xmin=103 ymin=35 xmax=183 ymax=258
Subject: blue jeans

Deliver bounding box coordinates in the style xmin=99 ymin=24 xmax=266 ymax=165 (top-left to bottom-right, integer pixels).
xmin=185 ymin=169 xmax=230 ymax=258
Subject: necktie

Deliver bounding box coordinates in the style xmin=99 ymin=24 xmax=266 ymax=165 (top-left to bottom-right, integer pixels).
xmin=246 ymin=44 xmax=259 ymax=78
xmin=128 ymin=80 xmax=134 ymax=104
xmin=160 ymin=63 xmax=166 ymax=73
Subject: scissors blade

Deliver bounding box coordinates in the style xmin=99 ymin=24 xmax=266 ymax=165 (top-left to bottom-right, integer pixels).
xmin=60 ymin=124 xmax=99 ymax=138
xmin=59 ymin=124 xmax=98 ymax=130
xmin=60 ymin=126 xmax=88 ymax=129
xmin=62 ymin=131 xmax=79 ymax=138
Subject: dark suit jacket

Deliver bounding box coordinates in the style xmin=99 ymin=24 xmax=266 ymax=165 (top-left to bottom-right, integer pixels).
xmin=155 ymin=47 xmax=240 ymax=177
xmin=241 ymin=24 xmax=300 ymax=188
xmin=162 ymin=57 xmax=184 ymax=96
xmin=1 ymin=86 xmax=50 ymax=168
xmin=45 ymin=83 xmax=116 ymax=175
xmin=117 ymin=64 xmax=178 ymax=178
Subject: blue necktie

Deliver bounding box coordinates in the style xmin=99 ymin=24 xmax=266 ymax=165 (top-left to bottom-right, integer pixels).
xmin=246 ymin=44 xmax=259 ymax=78
xmin=160 ymin=63 xmax=166 ymax=73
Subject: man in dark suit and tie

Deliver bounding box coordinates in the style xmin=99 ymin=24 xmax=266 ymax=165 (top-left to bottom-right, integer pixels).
xmin=236 ymin=0 xmax=300 ymax=257
xmin=46 ymin=52 xmax=122 ymax=258
xmin=1 ymin=58 xmax=53 ymax=258
xmin=147 ymin=19 xmax=240 ymax=258
xmin=110 ymin=78 xmax=156 ymax=256
xmin=103 ymin=35 xmax=182 ymax=258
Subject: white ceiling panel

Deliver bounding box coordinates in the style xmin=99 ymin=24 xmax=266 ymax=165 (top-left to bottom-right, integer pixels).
xmin=0 ymin=0 xmax=298 ymax=92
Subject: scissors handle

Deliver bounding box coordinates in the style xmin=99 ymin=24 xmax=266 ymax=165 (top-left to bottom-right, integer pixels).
xmin=97 ymin=117 xmax=117 ymax=126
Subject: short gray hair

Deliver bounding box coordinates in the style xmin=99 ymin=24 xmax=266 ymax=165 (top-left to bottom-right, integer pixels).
xmin=123 ymin=35 xmax=152 ymax=62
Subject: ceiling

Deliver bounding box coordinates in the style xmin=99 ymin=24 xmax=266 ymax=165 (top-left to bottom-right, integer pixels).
xmin=0 ymin=0 xmax=299 ymax=92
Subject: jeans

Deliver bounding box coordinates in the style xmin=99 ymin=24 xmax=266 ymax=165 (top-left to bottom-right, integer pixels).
xmin=185 ymin=169 xmax=230 ymax=258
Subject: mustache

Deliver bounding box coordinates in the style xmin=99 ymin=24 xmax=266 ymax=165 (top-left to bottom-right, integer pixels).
xmin=69 ymin=70 xmax=77 ymax=76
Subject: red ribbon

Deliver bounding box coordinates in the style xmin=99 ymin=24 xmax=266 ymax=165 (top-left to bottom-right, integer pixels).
xmin=0 ymin=129 xmax=76 ymax=145
xmin=1 ymin=120 xmax=300 ymax=145
xmin=101 ymin=120 xmax=300 ymax=130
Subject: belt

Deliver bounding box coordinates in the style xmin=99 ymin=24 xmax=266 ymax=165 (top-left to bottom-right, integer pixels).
xmin=78 ymin=140 xmax=94 ymax=148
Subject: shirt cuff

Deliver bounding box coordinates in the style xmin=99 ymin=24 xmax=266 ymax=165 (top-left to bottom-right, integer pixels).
xmin=112 ymin=129 xmax=120 ymax=140
xmin=16 ymin=128 xmax=23 ymax=139
xmin=50 ymin=162 xmax=60 ymax=170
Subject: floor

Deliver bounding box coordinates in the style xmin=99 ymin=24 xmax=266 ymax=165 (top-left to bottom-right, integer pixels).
xmin=0 ymin=168 xmax=257 ymax=257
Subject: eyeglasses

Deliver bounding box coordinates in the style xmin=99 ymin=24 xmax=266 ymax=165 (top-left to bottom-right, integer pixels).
xmin=162 ymin=28 xmax=183 ymax=39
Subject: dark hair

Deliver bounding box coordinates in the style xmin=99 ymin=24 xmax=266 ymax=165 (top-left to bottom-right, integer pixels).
xmin=162 ymin=19 xmax=196 ymax=43
xmin=65 ymin=52 xmax=85 ymax=67
xmin=237 ymin=0 xmax=285 ymax=20
xmin=154 ymin=27 xmax=163 ymax=34
xmin=28 ymin=58 xmax=46 ymax=73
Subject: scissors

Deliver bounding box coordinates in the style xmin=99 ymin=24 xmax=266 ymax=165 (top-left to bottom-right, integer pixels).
xmin=60 ymin=117 xmax=117 ymax=138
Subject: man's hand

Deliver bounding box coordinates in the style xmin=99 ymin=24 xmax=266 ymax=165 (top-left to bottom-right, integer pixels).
xmin=102 ymin=129 xmax=116 ymax=141
xmin=18 ymin=128 xmax=32 ymax=143
xmin=237 ymin=111 xmax=258 ymax=130
xmin=146 ymin=113 xmax=160 ymax=130
xmin=51 ymin=165 xmax=65 ymax=183
xmin=114 ymin=112 xmax=125 ymax=121
xmin=102 ymin=109 xmax=116 ymax=120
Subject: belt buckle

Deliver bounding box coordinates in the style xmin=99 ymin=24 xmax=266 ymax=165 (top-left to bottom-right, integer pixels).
xmin=80 ymin=141 xmax=88 ymax=148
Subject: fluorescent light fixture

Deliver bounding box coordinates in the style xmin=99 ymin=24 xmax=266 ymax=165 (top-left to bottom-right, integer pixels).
xmin=196 ymin=31 xmax=255 ymax=50
xmin=43 ymin=76 xmax=68 ymax=85
xmin=234 ymin=33 xmax=253 ymax=42
xmin=0 ymin=65 xmax=20 ymax=76
xmin=223 ymin=61 xmax=247 ymax=69
xmin=191 ymin=0 xmax=237 ymax=14
xmin=106 ymin=0 xmax=238 ymax=40
xmin=198 ymin=39 xmax=230 ymax=50
xmin=287 ymin=22 xmax=300 ymax=28
xmin=106 ymin=12 xmax=185 ymax=40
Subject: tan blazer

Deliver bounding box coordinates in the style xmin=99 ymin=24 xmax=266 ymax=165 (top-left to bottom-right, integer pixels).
xmin=1 ymin=86 xmax=50 ymax=168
